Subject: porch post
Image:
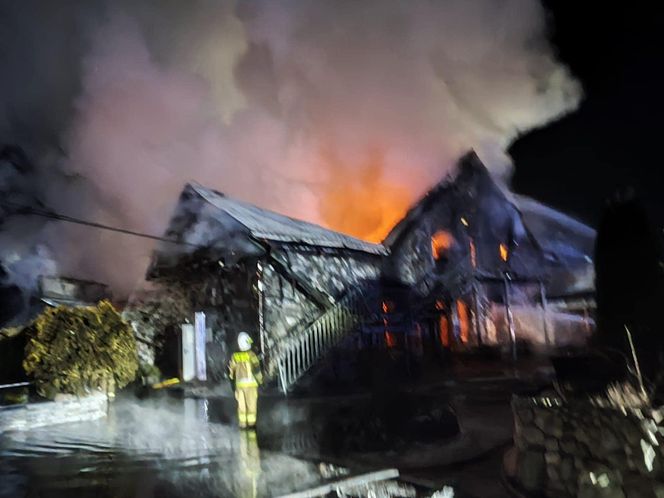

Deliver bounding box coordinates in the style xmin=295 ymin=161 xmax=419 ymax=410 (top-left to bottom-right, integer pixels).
xmin=539 ymin=280 xmax=550 ymax=347
xmin=257 ymin=261 xmax=266 ymax=357
xmin=472 ymin=278 xmax=483 ymax=346
xmin=503 ymin=273 xmax=516 ymax=361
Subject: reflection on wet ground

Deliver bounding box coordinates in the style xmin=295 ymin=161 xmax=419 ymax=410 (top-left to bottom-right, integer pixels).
xmin=0 ymin=393 xmax=480 ymax=498
xmin=0 ymin=397 xmax=324 ymax=498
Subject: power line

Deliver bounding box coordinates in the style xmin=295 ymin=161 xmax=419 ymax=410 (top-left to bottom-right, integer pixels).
xmin=0 ymin=200 xmax=199 ymax=248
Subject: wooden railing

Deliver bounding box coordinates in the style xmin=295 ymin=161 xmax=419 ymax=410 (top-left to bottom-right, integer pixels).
xmin=274 ymin=289 xmax=366 ymax=394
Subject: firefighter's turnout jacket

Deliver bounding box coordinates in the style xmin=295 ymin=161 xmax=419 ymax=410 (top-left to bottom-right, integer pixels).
xmin=228 ymin=350 xmax=263 ymax=428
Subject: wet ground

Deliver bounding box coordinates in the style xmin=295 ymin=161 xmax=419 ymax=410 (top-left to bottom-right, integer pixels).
xmin=0 ymin=359 xmax=549 ymax=498
xmin=0 ymin=395 xmax=471 ymax=498
xmin=1 ymin=397 xmax=329 ymax=498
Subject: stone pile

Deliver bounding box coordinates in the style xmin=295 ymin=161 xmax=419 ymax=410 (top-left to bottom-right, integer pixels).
xmin=511 ymin=396 xmax=664 ymax=498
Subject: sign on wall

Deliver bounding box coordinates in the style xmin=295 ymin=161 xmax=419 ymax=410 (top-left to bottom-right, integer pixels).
xmin=194 ymin=312 xmax=207 ymax=381
xmin=181 ymin=324 xmax=195 ymax=382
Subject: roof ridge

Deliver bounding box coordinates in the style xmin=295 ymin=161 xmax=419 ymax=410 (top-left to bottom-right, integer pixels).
xmin=187 ymin=183 xmax=388 ymax=255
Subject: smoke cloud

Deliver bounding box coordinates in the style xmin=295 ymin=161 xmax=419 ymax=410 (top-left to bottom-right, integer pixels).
xmin=0 ymin=0 xmax=581 ymax=298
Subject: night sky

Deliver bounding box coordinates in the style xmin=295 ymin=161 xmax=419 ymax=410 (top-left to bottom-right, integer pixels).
xmin=511 ymin=2 xmax=664 ymax=228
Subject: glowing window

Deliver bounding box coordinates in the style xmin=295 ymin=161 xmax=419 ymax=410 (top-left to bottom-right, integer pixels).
xmin=499 ymin=243 xmax=509 ymax=262
xmin=431 ymin=230 xmax=455 ymax=260
xmin=381 ymin=300 xmax=395 ymax=313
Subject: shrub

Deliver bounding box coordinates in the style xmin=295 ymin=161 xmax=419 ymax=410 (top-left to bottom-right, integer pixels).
xmin=137 ymin=362 xmax=161 ymax=385
xmin=23 ymin=301 xmax=138 ymax=399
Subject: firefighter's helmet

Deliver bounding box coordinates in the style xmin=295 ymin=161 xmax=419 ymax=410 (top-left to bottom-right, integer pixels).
xmin=238 ymin=332 xmax=253 ymax=351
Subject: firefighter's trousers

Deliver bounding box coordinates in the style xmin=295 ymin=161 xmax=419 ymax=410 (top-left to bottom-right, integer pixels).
xmin=235 ymin=385 xmax=258 ymax=428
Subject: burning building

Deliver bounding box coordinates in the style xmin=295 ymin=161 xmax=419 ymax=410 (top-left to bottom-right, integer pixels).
xmin=144 ymin=183 xmax=384 ymax=381
xmin=138 ymin=151 xmax=595 ymax=391
xmin=385 ymin=152 xmax=595 ymax=356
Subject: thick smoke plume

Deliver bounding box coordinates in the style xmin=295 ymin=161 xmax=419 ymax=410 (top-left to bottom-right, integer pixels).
xmin=0 ymin=0 xmax=581 ymax=298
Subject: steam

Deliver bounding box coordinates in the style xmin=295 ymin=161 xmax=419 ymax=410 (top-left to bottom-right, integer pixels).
xmin=0 ymin=245 xmax=56 ymax=294
xmin=1 ymin=147 xmax=58 ymax=306
xmin=0 ymin=0 xmax=581 ymax=297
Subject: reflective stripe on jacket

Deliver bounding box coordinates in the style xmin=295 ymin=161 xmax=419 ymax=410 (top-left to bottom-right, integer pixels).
xmin=229 ymin=351 xmax=263 ymax=387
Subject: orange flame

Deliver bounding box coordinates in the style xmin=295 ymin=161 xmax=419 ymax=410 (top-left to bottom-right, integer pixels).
xmin=439 ymin=315 xmax=450 ymax=347
xmin=385 ymin=331 xmax=397 ymax=348
xmin=499 ymin=243 xmax=509 ymax=262
xmin=456 ymin=299 xmax=469 ymax=344
xmin=318 ymin=149 xmax=414 ymax=243
xmin=431 ymin=230 xmax=455 ymax=260
xmin=382 ymin=300 xmax=397 ymax=313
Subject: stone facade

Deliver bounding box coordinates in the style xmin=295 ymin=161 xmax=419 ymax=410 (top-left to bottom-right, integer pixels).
xmin=123 ymin=284 xmax=193 ymax=367
xmin=127 ymin=261 xmax=260 ymax=380
xmin=280 ymin=248 xmax=381 ymax=299
xmin=386 ymin=155 xmax=544 ymax=288
xmin=139 ymin=245 xmax=381 ymax=379
xmin=0 ymin=393 xmax=108 ymax=433
xmin=140 ymin=155 xmax=596 ymax=383
xmin=262 ymin=263 xmax=319 ymax=350
xmin=510 ymin=395 xmax=664 ymax=498
xmin=262 ymin=247 xmax=381 ymax=350
xmin=385 ymin=153 xmax=595 ymax=353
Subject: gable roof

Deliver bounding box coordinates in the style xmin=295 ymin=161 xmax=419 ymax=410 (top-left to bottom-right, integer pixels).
xmin=384 ymin=152 xmax=595 ymax=256
xmin=510 ymin=194 xmax=595 ymax=264
xmin=189 ymin=183 xmax=388 ymax=255
xmin=383 ymin=151 xmax=486 ymax=248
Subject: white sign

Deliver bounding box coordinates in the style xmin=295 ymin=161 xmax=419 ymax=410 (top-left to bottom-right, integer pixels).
xmin=194 ymin=312 xmax=207 ymax=381
xmin=181 ymin=324 xmax=195 ymax=382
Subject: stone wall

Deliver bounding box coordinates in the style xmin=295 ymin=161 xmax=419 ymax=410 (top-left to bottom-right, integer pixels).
xmin=263 ymin=247 xmax=381 ymax=348
xmin=129 ymin=262 xmax=259 ymax=380
xmin=279 ymin=247 xmax=382 ymax=298
xmin=134 ymin=247 xmax=380 ymax=379
xmin=262 ymin=264 xmax=319 ymax=349
xmin=0 ymin=393 xmax=108 ymax=433
xmin=510 ymin=395 xmax=664 ymax=498
xmin=123 ymin=284 xmax=193 ymax=367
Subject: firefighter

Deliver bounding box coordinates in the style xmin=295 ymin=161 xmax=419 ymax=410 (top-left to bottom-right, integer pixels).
xmin=228 ymin=332 xmax=263 ymax=429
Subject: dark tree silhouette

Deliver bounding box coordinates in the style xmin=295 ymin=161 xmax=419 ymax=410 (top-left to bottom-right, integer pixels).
xmin=594 ymin=190 xmax=664 ymax=383
xmin=0 ymin=264 xmax=25 ymax=328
